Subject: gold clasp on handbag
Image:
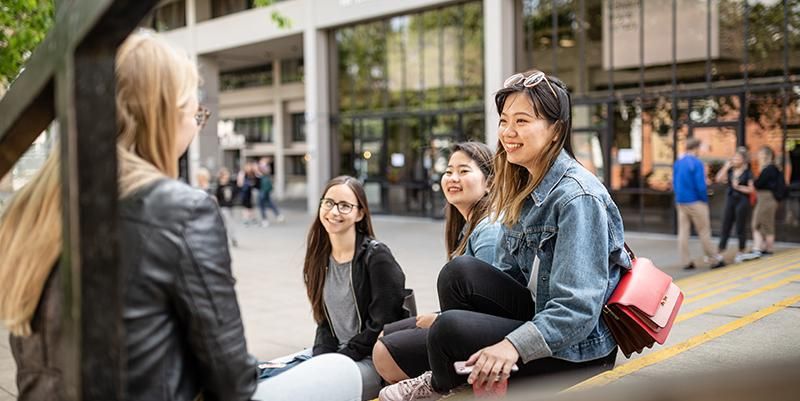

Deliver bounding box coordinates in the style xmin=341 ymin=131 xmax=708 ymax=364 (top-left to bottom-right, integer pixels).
xmin=660 ymin=295 xmax=668 ymax=306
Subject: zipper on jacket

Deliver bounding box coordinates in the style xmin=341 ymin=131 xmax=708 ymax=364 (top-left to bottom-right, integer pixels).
xmin=349 ymin=259 xmax=363 ymax=334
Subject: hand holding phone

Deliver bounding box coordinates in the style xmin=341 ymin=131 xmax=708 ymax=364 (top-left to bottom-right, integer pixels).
xmin=454 ymin=361 xmax=518 ymax=375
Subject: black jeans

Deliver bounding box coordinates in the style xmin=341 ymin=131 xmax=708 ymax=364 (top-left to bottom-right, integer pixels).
xmin=719 ymin=193 xmax=750 ymax=251
xmin=428 ymin=256 xmax=617 ymax=393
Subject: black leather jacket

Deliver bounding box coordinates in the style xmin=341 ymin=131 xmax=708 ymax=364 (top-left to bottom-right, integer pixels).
xmin=312 ymin=232 xmax=407 ymax=361
xmin=11 ymin=179 xmax=258 ymax=401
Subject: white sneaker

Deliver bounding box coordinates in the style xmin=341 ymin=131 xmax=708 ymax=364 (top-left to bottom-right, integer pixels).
xmin=735 ymin=251 xmax=761 ymax=263
xmin=276 ymin=215 xmax=286 ymax=223
xmin=260 ymin=220 xmax=270 ymax=228
xmin=379 ymin=371 xmax=441 ymax=401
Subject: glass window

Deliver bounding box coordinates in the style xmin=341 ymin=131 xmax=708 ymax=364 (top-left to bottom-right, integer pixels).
xmin=281 ymin=57 xmax=304 ymax=84
xmin=212 ymin=0 xmax=252 ymax=18
xmin=291 ymin=112 xmax=306 ymax=142
xmin=713 ymin=0 xmax=746 ymax=85
xmin=336 ymin=2 xmax=483 ymax=114
xmin=233 ymin=116 xmax=273 ymax=143
xmin=746 ymin=91 xmax=786 ymax=166
xmin=462 ymin=3 xmax=484 ymax=107
xmin=747 ymin=1 xmax=787 ymax=79
xmin=462 ymin=112 xmax=485 ymax=142
xmin=143 ymin=1 xmax=186 ymax=32
xmin=790 ymin=1 xmax=800 ymax=74
xmin=518 ymin=0 xmax=554 ymax=73
xmin=220 ymin=64 xmax=273 ymax=90
xmin=287 ymin=155 xmax=307 ymax=176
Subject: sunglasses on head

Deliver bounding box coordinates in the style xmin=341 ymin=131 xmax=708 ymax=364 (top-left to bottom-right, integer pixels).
xmin=503 ymin=71 xmax=558 ymax=99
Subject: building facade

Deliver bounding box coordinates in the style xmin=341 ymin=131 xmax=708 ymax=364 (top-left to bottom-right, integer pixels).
xmin=153 ymin=0 xmax=800 ymax=241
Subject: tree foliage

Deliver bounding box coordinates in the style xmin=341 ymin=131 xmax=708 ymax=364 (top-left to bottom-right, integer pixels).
xmin=0 ymin=0 xmax=54 ymax=89
xmin=253 ymin=0 xmax=292 ymax=29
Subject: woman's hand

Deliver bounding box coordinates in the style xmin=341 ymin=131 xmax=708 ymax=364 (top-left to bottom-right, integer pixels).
xmin=465 ymin=339 xmax=520 ymax=390
xmin=415 ymin=313 xmax=438 ymax=329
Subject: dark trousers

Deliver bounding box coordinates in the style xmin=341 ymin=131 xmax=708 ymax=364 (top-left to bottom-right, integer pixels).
xmin=258 ymin=192 xmax=281 ymax=219
xmin=718 ymin=194 xmax=750 ymax=251
xmin=427 ymin=256 xmax=616 ymax=393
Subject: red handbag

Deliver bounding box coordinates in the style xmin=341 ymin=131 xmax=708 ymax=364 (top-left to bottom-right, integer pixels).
xmin=603 ymin=245 xmax=684 ymax=358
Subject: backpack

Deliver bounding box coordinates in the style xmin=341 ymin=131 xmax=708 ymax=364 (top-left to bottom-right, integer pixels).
xmin=364 ymin=239 xmax=417 ymax=318
xmin=773 ymin=173 xmax=789 ymax=201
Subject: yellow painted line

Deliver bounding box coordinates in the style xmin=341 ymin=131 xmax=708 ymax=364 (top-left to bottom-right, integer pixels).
xmin=676 ymin=274 xmax=800 ymax=323
xmin=684 ymin=256 xmax=799 ymax=296
xmin=685 ymin=260 xmax=800 ymax=299
xmin=683 ymin=283 xmax=742 ymax=304
xmin=567 ymin=293 xmax=800 ymax=391
xmin=677 ymin=249 xmax=800 ymax=290
xmin=752 ymin=263 xmax=800 ymax=282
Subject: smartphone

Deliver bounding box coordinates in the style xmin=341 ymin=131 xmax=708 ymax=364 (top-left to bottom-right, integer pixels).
xmin=453 ymin=361 xmax=519 ymax=375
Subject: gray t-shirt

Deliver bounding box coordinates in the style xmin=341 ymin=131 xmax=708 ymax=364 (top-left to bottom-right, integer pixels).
xmin=323 ymin=257 xmax=360 ymax=348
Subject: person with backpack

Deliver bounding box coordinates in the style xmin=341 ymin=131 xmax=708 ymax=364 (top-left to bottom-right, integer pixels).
xmin=747 ymin=146 xmax=787 ymax=258
xmin=304 ymin=176 xmax=408 ymax=400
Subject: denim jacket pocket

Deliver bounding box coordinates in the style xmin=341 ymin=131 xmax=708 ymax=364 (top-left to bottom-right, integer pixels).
xmin=504 ymin=230 xmax=524 ymax=254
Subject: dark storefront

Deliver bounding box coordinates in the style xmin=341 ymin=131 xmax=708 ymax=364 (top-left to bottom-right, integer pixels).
xmin=332 ymin=1 xmax=484 ymax=217
xmin=516 ymin=0 xmax=800 ymax=241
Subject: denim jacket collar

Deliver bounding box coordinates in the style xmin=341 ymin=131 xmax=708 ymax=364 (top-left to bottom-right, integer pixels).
xmin=531 ymin=149 xmax=573 ymax=206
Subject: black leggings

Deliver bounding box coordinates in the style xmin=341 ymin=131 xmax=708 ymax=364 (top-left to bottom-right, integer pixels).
xmin=427 ymin=256 xmax=617 ymax=393
xmin=718 ymin=193 xmax=751 ymax=251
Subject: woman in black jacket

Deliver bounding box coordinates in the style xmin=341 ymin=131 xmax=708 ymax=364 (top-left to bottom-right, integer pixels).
xmin=751 ymin=146 xmax=783 ymax=256
xmin=0 ymin=33 xmax=362 ymax=401
xmin=304 ymin=175 xmax=407 ymax=400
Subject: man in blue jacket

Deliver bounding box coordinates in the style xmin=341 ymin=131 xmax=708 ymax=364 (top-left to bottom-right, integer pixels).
xmin=673 ymin=137 xmax=725 ymax=270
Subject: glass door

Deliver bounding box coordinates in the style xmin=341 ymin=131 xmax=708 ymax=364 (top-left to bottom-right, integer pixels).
xmin=385 ymin=117 xmax=426 ymax=215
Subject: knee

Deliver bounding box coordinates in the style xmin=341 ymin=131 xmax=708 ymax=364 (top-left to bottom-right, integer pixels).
xmin=372 ymin=340 xmax=404 ymax=384
xmin=437 ymin=256 xmax=482 ymax=293
xmin=428 ymin=310 xmax=471 ymax=346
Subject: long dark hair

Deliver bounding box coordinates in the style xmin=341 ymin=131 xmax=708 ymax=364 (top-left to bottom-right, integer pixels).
xmin=444 ymin=142 xmax=494 ymax=259
xmin=490 ymin=70 xmax=574 ymax=226
xmin=304 ymin=176 xmax=375 ymax=323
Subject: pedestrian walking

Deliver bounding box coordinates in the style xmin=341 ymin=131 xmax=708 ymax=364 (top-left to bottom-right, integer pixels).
xmin=238 ymin=161 xmax=259 ymax=225
xmin=715 ymin=147 xmax=755 ymax=262
xmin=380 ymin=70 xmax=629 ymax=401
xmin=216 ymin=167 xmax=239 ymax=247
xmin=257 ymin=157 xmax=285 ymax=226
xmin=672 ymin=137 xmax=725 ymax=270
xmin=0 ymin=32 xmax=362 ymax=401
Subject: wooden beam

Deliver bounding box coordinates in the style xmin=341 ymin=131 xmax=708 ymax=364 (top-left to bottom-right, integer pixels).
xmin=0 ymin=0 xmax=159 ymax=177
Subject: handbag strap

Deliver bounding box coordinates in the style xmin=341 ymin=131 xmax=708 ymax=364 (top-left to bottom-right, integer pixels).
xmin=623 ymin=242 xmax=636 ymax=261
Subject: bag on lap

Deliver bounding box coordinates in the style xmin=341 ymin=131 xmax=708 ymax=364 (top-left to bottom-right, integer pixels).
xmin=257 ymin=354 xmax=312 ymax=380
xmin=603 ymin=245 xmax=684 ymax=358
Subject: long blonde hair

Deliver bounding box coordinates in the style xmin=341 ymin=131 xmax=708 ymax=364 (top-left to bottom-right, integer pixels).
xmin=490 ymin=71 xmax=574 ymax=226
xmin=0 ymin=32 xmax=198 ymax=337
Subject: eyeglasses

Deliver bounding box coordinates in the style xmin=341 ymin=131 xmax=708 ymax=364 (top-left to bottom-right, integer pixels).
xmin=503 ymin=71 xmax=558 ymax=99
xmin=195 ymin=106 xmax=211 ymax=128
xmin=319 ymin=198 xmax=360 ymax=215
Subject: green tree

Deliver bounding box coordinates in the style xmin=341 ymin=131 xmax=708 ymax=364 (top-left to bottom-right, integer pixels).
xmin=0 ymin=0 xmax=54 ymax=90
xmin=253 ymin=0 xmax=291 ymax=29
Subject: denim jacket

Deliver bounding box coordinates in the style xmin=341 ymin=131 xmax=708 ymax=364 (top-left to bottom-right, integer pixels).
xmin=498 ymin=150 xmax=631 ymax=363
xmin=463 ymin=216 xmax=503 ymax=264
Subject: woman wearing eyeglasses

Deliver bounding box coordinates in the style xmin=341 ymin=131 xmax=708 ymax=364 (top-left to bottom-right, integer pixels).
xmin=379 ymin=71 xmax=630 ymax=401
xmin=304 ymin=175 xmax=408 ymax=400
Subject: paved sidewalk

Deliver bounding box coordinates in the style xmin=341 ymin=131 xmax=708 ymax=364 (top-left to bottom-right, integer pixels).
xmin=0 ymin=207 xmax=797 ymax=399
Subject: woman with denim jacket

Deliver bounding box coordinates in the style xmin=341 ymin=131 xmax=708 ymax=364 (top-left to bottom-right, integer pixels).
xmin=372 ymin=142 xmax=503 ymax=384
xmin=379 ymin=71 xmax=631 ymax=401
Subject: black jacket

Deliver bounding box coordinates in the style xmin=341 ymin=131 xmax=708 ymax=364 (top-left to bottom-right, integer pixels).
xmin=312 ymin=232 xmax=406 ymax=361
xmin=11 ymin=179 xmax=258 ymax=401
